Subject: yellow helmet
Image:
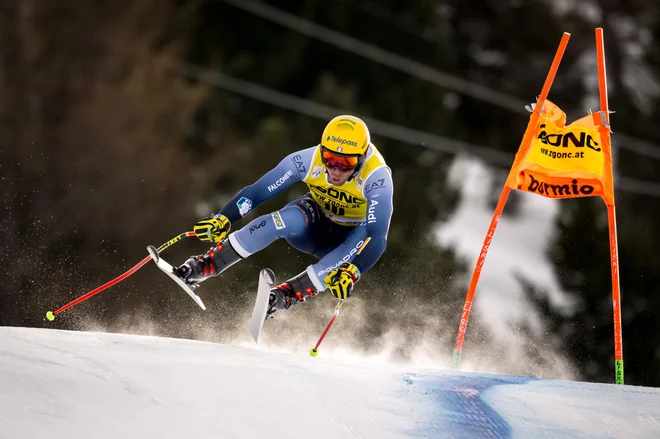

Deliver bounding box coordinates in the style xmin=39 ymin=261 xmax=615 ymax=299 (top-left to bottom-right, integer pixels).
xmin=321 ymin=115 xmax=371 ymax=156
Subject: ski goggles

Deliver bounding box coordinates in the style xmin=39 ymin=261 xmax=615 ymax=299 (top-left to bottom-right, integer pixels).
xmin=321 ymin=147 xmax=361 ymax=171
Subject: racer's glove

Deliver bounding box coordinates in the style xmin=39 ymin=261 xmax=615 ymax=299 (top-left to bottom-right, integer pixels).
xmin=193 ymin=213 xmax=231 ymax=243
xmin=323 ymin=262 xmax=360 ymax=300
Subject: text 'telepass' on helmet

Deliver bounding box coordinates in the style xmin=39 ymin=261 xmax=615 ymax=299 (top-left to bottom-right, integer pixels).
xmin=321 ymin=115 xmax=371 ymax=156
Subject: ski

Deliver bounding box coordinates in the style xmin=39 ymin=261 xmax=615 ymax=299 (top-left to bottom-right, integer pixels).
xmin=147 ymin=245 xmax=207 ymax=310
xmin=248 ymin=268 xmax=276 ymax=343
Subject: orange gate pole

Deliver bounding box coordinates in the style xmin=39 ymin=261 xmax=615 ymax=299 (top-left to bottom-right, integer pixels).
xmin=595 ymin=27 xmax=624 ymax=384
xmin=452 ymin=33 xmax=572 ymax=367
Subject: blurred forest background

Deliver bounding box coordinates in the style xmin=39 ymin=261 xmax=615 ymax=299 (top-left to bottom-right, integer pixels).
xmin=2 ymin=0 xmax=660 ymax=386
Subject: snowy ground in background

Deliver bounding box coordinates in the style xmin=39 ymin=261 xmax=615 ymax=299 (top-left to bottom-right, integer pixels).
xmin=2 ymin=327 xmax=659 ymax=439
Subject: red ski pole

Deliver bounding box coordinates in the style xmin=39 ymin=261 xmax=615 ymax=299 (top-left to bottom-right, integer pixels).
xmin=45 ymin=231 xmax=196 ymax=321
xmin=310 ymin=300 xmax=344 ymax=357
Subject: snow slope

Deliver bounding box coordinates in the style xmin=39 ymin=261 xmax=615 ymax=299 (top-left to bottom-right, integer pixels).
xmin=1 ymin=327 xmax=659 ymax=439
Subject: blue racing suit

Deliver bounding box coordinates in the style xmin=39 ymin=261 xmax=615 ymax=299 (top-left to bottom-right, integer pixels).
xmin=218 ymin=144 xmax=393 ymax=291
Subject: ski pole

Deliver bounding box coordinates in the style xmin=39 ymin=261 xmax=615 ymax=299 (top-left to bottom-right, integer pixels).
xmin=309 ymin=299 xmax=344 ymax=357
xmin=45 ymin=231 xmax=196 ymax=321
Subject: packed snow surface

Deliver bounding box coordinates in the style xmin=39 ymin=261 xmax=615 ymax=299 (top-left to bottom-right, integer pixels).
xmin=1 ymin=327 xmax=659 ymax=438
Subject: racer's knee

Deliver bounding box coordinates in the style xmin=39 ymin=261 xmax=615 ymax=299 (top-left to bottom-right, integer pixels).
xmin=275 ymin=204 xmax=310 ymax=236
xmin=285 ymin=196 xmax=320 ymax=229
xmin=231 ymin=206 xmax=309 ymax=255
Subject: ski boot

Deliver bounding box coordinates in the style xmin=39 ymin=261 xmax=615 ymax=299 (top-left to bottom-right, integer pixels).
xmin=266 ymin=270 xmax=320 ymax=317
xmin=176 ymin=240 xmax=242 ymax=288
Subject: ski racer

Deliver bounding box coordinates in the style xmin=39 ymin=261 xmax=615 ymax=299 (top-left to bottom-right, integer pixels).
xmin=175 ymin=115 xmax=394 ymax=317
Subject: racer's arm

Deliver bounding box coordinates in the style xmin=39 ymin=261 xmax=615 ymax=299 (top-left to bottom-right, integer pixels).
xmin=351 ymin=166 xmax=393 ymax=273
xmin=218 ymin=147 xmax=315 ymax=222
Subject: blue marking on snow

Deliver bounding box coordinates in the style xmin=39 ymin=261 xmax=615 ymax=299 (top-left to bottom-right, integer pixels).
xmin=402 ymin=372 xmax=537 ymax=438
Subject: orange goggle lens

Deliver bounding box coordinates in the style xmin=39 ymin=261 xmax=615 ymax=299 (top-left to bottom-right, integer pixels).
xmin=321 ymin=149 xmax=360 ymax=171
